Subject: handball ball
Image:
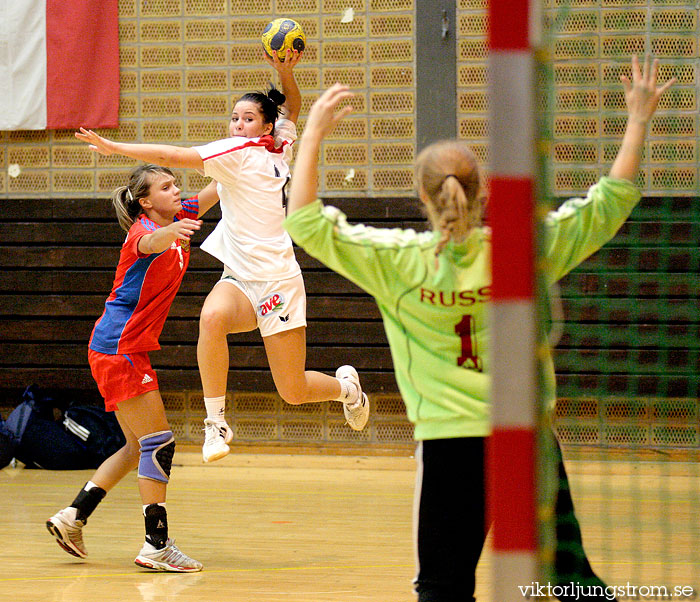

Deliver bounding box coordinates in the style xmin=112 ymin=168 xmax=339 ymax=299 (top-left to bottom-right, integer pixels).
xmin=261 ymin=18 xmax=305 ymax=61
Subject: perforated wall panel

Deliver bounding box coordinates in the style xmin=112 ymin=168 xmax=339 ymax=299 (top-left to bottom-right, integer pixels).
xmin=0 ymin=0 xmax=415 ymax=197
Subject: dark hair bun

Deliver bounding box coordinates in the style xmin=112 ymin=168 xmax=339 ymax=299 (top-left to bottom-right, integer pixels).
xmin=267 ymin=85 xmax=286 ymax=107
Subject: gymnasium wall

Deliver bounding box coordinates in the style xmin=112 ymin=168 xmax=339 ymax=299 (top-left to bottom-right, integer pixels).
xmin=0 ymin=0 xmax=417 ymax=199
xmin=0 ymin=2 xmax=697 ymax=198
xmin=0 ymin=0 xmax=697 ymax=450
xmin=536 ymin=1 xmax=699 ymax=451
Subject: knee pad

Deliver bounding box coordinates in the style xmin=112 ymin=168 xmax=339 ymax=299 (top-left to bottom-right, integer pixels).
xmin=138 ymin=431 xmax=175 ymax=483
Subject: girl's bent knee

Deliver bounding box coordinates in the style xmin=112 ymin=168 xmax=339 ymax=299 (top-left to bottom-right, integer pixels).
xmin=199 ymin=307 xmax=230 ymax=336
xmin=279 ymin=389 xmax=307 ymax=405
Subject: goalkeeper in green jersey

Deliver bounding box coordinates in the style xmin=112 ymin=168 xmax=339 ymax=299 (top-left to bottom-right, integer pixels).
xmin=285 ymin=56 xmax=673 ymax=602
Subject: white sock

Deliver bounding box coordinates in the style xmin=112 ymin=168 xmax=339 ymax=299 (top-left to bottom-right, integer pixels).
xmin=335 ymin=378 xmax=358 ymax=404
xmin=84 ymin=480 xmax=99 ymax=492
xmin=204 ymin=395 xmax=227 ymax=422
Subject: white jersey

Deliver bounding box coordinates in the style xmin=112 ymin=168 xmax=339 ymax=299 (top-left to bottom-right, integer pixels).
xmin=194 ymin=119 xmax=300 ymax=281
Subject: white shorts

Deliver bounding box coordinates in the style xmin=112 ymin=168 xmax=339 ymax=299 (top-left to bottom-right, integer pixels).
xmin=219 ymin=267 xmax=307 ymax=337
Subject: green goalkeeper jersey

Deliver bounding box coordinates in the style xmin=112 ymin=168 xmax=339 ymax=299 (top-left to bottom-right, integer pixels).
xmin=285 ymin=177 xmax=640 ymax=440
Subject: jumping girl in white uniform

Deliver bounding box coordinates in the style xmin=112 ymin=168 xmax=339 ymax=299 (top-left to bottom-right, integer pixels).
xmin=75 ymin=50 xmax=369 ymax=464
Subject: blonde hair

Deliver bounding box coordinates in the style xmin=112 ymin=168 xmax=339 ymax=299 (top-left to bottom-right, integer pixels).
xmin=110 ymin=164 xmax=175 ymax=232
xmin=415 ymin=140 xmax=484 ymax=255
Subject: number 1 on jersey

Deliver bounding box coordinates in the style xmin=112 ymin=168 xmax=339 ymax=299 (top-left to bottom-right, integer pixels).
xmin=455 ymin=314 xmax=482 ymax=371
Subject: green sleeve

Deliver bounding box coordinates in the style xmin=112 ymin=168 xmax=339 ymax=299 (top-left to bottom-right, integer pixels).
xmin=284 ymin=200 xmax=434 ymax=301
xmin=542 ymin=176 xmax=641 ymax=286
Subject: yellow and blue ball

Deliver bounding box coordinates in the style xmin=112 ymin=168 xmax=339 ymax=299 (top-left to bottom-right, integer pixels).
xmin=261 ymin=18 xmax=306 ymax=61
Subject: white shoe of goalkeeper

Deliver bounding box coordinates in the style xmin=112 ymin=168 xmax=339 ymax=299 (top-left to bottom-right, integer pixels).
xmin=202 ymin=419 xmax=233 ymax=463
xmin=336 ymin=365 xmax=370 ymax=431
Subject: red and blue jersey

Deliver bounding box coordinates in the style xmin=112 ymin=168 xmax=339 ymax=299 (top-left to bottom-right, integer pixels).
xmin=89 ymin=198 xmax=199 ymax=355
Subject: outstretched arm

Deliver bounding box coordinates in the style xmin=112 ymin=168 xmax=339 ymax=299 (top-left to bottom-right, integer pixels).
xmin=609 ymin=55 xmax=675 ymax=181
xmin=138 ymin=218 xmax=202 ymax=255
xmin=542 ymin=56 xmax=676 ymax=285
xmin=75 ymin=128 xmax=204 ymax=170
xmin=265 ymin=50 xmax=302 ymax=123
xmin=287 ymin=84 xmax=354 ymax=214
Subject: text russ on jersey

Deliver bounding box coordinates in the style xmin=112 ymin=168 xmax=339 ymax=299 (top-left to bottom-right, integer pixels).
xmin=419 ymin=287 xmax=491 ymax=307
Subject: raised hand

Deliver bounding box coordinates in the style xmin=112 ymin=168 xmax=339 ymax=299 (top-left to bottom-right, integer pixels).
xmin=264 ymin=48 xmax=302 ymax=73
xmin=621 ymin=55 xmax=676 ymax=125
xmin=609 ymin=56 xmax=675 ymax=181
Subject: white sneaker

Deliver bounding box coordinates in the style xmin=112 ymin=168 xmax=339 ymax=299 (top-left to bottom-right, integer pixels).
xmin=202 ymin=419 xmax=233 ymax=463
xmin=46 ymin=507 xmax=87 ymax=559
xmin=134 ymin=538 xmax=203 ymax=572
xmin=336 ymin=365 xmax=370 ymax=431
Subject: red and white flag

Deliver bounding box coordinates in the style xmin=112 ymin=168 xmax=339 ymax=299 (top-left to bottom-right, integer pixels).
xmin=0 ymin=0 xmax=120 ymax=131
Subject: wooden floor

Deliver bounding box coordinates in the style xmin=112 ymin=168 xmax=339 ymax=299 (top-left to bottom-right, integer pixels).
xmin=1 ymin=450 xmax=698 ymax=602
xmin=562 ymin=452 xmax=700 ymax=593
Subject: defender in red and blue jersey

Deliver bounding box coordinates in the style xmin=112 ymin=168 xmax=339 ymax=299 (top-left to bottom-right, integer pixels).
xmin=89 ymin=197 xmax=199 ymax=355
xmin=47 ymin=164 xmax=220 ymax=572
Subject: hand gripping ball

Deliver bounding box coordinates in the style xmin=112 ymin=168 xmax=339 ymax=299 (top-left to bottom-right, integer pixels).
xmin=261 ymin=18 xmax=306 ymax=61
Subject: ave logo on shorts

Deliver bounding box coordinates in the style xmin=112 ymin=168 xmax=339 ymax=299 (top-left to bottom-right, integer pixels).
xmin=257 ymin=292 xmax=286 ymax=318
